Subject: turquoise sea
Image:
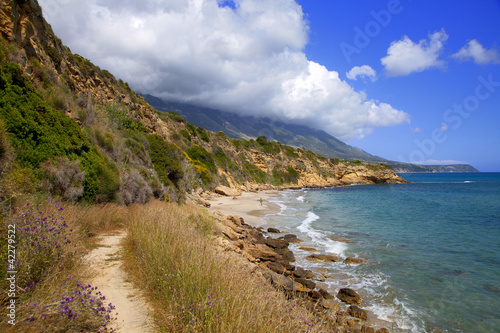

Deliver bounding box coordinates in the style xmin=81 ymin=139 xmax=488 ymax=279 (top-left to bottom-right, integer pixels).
xmin=262 ymin=173 xmax=500 ymax=332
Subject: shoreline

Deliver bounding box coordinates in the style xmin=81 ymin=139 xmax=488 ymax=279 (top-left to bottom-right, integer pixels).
xmin=206 ymin=190 xmax=281 ymax=227
xmin=202 ymin=188 xmax=395 ymax=332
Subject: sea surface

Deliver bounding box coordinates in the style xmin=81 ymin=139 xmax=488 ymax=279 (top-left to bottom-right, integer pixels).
xmin=262 ymin=173 xmax=500 ymax=332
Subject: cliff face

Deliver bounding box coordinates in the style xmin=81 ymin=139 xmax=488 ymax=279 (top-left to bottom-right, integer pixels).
xmin=0 ymin=0 xmax=406 ymax=205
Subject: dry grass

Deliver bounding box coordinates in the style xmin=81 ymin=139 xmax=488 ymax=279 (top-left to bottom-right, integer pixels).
xmin=123 ymin=200 xmax=327 ymax=332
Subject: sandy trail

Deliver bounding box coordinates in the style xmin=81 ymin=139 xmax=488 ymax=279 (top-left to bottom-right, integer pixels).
xmin=83 ymin=231 xmax=153 ymax=332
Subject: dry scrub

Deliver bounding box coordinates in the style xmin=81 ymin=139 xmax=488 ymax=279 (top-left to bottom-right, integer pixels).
xmin=123 ymin=200 xmax=325 ymax=332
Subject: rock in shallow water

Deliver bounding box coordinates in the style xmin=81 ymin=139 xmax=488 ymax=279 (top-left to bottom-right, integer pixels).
xmin=347 ymin=305 xmax=368 ymax=320
xmin=343 ymin=257 xmax=367 ymax=264
xmin=305 ymin=254 xmax=339 ymax=262
xmin=337 ymin=288 xmax=363 ymax=305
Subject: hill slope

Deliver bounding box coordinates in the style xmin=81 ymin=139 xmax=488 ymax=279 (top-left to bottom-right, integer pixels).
xmin=145 ymin=96 xmax=387 ymax=162
xmin=0 ymin=0 xmax=408 ymax=208
xmin=145 ymin=96 xmax=479 ymax=173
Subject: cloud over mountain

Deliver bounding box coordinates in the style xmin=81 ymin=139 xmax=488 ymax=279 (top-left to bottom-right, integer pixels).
xmin=39 ymin=0 xmax=409 ymax=140
xmin=381 ymin=29 xmax=448 ymax=77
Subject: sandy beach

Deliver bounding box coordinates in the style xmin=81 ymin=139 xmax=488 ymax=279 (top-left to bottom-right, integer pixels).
xmin=207 ymin=190 xmax=280 ymax=227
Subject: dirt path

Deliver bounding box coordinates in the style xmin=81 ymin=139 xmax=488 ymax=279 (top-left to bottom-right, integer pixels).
xmin=84 ymin=231 xmax=154 ymax=332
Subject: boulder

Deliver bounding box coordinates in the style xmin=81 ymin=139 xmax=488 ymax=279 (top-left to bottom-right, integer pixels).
xmin=305 ymin=254 xmax=339 ymax=262
xmin=343 ymin=257 xmax=367 ymax=264
xmin=337 ymin=288 xmax=363 ymax=305
xmin=293 ymin=267 xmax=308 ymax=278
xmin=309 ymin=290 xmax=322 ymax=299
xmin=222 ymin=227 xmax=239 ymax=241
xmin=262 ymin=270 xmax=294 ymax=291
xmin=293 ymin=282 xmax=311 ymax=293
xmin=347 ymin=305 xmax=368 ymax=320
xmin=215 ymin=185 xmax=242 ymax=197
xmin=361 ymin=326 xmax=376 ymax=333
xmin=263 ymin=238 xmax=289 ymax=250
xmin=321 ymin=299 xmax=340 ymax=310
xmin=267 ymin=227 xmax=281 ymax=233
xmin=276 ymin=248 xmax=295 ymax=262
xmin=376 ymin=329 xmax=390 ymax=333
xmin=295 ymin=278 xmax=316 ymax=290
xmin=278 ymin=234 xmax=303 ymax=243
xmin=244 ymin=244 xmax=281 ymax=262
xmin=267 ymin=262 xmax=286 ymax=274
xmin=319 ymin=288 xmax=334 ymax=300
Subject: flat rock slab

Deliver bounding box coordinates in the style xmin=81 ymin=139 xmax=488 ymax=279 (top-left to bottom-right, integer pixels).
xmin=305 ymin=254 xmax=339 ymax=262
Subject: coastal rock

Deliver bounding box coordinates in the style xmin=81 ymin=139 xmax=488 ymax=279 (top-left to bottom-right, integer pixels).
xmin=343 ymin=257 xmax=367 ymax=264
xmin=295 ymin=278 xmax=316 ymax=290
xmin=293 ymin=267 xmax=315 ymax=279
xmin=244 ymin=244 xmax=281 ymax=262
xmin=321 ymin=299 xmax=340 ymax=310
xmin=215 ymin=185 xmax=242 ymax=197
xmin=267 ymin=262 xmax=286 ymax=274
xmin=361 ymin=325 xmax=376 ymax=333
xmin=267 ymin=227 xmax=281 ymax=233
xmin=278 ymin=234 xmax=303 ymax=243
xmin=347 ymin=305 xmax=368 ymax=320
xmin=262 ymin=270 xmax=294 ymax=291
xmin=276 ymin=248 xmax=296 ymax=262
xmin=293 ymin=282 xmax=311 ymax=293
xmin=375 ymin=329 xmax=390 ymax=333
xmin=337 ymin=288 xmax=363 ymax=305
xmin=299 ymin=247 xmax=319 ymax=252
xmin=263 ymin=238 xmax=289 ymax=250
xmin=305 ymin=254 xmax=339 ymax=262
xmin=222 ymin=227 xmax=239 ymax=241
xmin=319 ymin=288 xmax=334 ymax=300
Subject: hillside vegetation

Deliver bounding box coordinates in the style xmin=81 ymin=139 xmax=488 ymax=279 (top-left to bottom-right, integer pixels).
xmin=0 ymin=1 xmax=404 ymax=331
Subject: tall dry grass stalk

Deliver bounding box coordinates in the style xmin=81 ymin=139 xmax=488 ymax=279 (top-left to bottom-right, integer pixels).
xmin=123 ymin=200 xmax=323 ymax=332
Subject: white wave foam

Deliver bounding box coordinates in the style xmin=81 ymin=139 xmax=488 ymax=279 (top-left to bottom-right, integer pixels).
xmin=297 ymin=212 xmax=348 ymax=255
xmin=296 ymin=195 xmax=305 ymax=202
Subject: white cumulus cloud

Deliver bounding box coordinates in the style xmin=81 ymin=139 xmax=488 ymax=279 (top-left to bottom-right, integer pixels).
xmin=346 ymin=65 xmax=377 ymax=81
xmin=452 ymin=39 xmax=500 ymax=65
xmin=39 ymin=0 xmax=409 ymax=140
xmin=381 ymin=29 xmax=448 ymax=77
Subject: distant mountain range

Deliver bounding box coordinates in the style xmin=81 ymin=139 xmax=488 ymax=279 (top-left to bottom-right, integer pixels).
xmin=145 ymin=95 xmax=479 ymax=173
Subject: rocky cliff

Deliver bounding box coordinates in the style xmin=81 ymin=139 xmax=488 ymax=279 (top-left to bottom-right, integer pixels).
xmin=0 ymin=0 xmax=406 ymax=206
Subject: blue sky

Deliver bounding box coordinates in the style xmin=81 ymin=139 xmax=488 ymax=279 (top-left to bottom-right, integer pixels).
xmin=298 ymin=0 xmax=500 ymax=171
xmin=39 ymin=0 xmax=500 ymax=171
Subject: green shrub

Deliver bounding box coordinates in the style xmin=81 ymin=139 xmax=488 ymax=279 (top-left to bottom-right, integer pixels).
xmin=186 ymin=123 xmax=196 ymax=136
xmin=196 ymin=126 xmax=210 ymax=142
xmin=105 ymin=104 xmax=147 ymax=132
xmin=0 ymin=61 xmax=91 ymax=169
xmin=179 ymin=129 xmax=191 ymax=141
xmin=167 ymin=112 xmax=187 ymax=123
xmin=185 ymin=145 xmax=216 ymax=173
xmin=147 ymin=134 xmax=184 ymax=186
xmin=79 ymin=148 xmax=120 ymax=203
xmin=256 ymin=136 xmax=280 ymax=154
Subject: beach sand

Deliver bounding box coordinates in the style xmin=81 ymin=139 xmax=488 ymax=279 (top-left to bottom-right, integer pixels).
xmin=207 ymin=190 xmax=280 ymax=227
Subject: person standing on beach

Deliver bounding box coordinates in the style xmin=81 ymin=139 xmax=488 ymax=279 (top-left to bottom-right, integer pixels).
xmin=259 ymin=198 xmax=263 ymax=206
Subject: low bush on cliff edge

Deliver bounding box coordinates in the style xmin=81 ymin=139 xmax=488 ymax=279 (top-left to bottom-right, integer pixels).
xmin=123 ymin=200 xmax=324 ymax=332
